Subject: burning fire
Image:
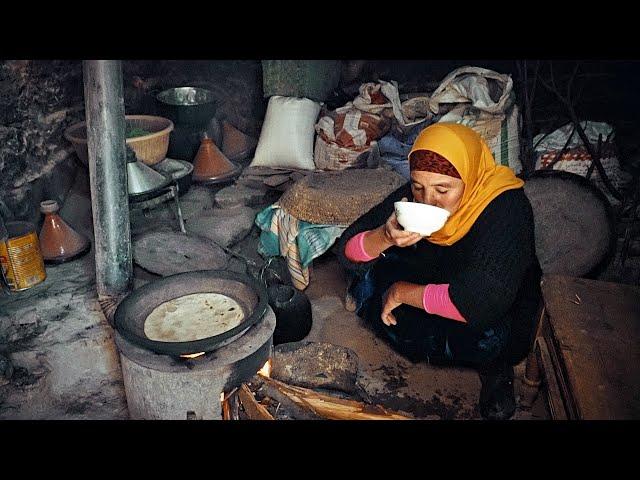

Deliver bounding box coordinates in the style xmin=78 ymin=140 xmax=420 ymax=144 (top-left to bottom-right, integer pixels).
xmin=180 ymin=352 xmax=205 ymax=359
xmin=258 ymin=358 xmax=272 ymax=378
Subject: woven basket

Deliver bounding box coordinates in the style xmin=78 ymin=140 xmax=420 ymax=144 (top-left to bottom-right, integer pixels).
xmin=64 ymin=115 xmax=173 ymax=166
xmin=278 ymin=168 xmax=406 ymax=225
xmin=314 ymin=135 xmax=369 ymax=171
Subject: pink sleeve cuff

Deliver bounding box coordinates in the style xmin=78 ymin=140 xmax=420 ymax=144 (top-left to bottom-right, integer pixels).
xmin=423 ymin=284 xmax=466 ymax=323
xmin=344 ymin=231 xmax=377 ymax=262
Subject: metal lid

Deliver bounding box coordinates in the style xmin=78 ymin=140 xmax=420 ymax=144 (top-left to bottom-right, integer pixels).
xmin=127 ymin=160 xmax=172 ymax=196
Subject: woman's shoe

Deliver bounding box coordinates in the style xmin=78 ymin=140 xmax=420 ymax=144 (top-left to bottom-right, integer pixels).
xmin=478 ymin=364 xmax=516 ymax=420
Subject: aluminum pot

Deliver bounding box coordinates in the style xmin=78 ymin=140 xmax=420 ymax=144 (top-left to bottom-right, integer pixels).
xmin=156 ymin=87 xmax=217 ymax=126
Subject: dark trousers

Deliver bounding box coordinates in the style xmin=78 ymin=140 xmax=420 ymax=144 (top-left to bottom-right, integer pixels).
xmin=350 ymin=253 xmax=511 ymax=369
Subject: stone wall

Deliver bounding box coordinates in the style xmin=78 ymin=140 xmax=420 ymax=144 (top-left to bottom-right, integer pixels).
xmin=0 ymin=59 xmax=266 ymax=226
xmin=0 ymin=60 xmax=85 ymax=225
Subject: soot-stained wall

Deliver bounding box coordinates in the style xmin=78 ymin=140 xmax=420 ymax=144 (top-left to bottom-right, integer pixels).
xmin=0 ymin=60 xmax=265 ymax=226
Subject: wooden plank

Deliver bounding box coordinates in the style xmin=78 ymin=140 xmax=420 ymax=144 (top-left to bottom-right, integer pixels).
xmin=540 ymin=275 xmax=640 ymax=419
xmin=546 ymin=329 xmax=580 ymax=419
xmin=536 ymin=337 xmax=568 ymax=420
xmin=237 ymin=384 xmax=275 ymax=420
xmin=523 ymin=305 xmax=547 ymax=387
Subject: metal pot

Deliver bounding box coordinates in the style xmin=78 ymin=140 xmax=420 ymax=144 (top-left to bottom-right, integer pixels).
xmin=267 ymin=284 xmax=312 ymax=346
xmin=156 ymin=87 xmax=217 ymax=126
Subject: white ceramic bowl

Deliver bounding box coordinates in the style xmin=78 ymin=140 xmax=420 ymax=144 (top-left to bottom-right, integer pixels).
xmin=394 ymin=201 xmax=450 ymax=236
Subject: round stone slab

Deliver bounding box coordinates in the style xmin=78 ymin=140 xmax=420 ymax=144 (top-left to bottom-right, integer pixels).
xmin=133 ymin=231 xmax=229 ymax=277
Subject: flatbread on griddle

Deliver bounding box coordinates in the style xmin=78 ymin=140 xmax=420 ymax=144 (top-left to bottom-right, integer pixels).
xmin=144 ymin=293 xmax=245 ymax=342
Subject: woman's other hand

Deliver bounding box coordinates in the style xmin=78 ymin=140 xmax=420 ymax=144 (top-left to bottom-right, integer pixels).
xmin=381 ymin=281 xmax=427 ymax=326
xmin=381 ymin=283 xmax=402 ymax=326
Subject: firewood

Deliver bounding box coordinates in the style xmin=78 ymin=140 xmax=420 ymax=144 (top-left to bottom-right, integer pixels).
xmin=256 ymin=379 xmax=323 ymax=420
xmin=230 ymin=390 xmax=240 ymax=420
xmin=237 ymin=384 xmax=275 ymax=420
xmin=259 ymin=374 xmax=413 ymax=420
xmin=222 ymin=396 xmax=231 ymax=420
xmin=222 ymin=388 xmax=239 ymax=420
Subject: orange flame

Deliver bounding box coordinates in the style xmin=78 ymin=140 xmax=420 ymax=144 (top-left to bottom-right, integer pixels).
xmin=258 ymin=358 xmax=272 ymax=377
xmin=180 ymin=352 xmax=205 ymax=359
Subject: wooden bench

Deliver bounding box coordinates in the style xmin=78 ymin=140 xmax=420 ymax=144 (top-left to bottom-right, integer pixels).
xmin=524 ymin=275 xmax=640 ymax=420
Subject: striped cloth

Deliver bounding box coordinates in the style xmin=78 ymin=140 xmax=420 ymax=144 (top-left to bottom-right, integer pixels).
xmin=255 ymin=203 xmax=346 ymax=290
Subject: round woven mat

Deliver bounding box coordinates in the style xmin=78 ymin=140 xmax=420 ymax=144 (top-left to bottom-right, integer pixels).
xmin=278 ymin=168 xmax=406 ymax=225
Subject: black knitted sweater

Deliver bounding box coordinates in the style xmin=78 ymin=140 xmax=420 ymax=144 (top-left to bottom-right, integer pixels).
xmin=337 ymin=183 xmax=542 ymax=356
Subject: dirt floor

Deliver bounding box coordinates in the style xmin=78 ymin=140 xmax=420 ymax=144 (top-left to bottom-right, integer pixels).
xmin=298 ymin=252 xmax=550 ymax=420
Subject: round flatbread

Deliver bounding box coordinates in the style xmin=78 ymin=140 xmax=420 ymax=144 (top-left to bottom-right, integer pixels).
xmin=144 ymin=293 xmax=245 ymax=343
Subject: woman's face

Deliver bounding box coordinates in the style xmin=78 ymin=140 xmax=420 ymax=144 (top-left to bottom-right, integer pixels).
xmin=410 ymin=170 xmax=465 ymax=214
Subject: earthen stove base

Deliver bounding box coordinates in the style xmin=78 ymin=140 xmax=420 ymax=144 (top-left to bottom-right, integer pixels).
xmin=114 ymin=306 xmax=276 ymax=420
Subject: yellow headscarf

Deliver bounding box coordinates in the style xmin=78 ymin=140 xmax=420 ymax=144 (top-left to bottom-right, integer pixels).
xmin=409 ymin=123 xmax=524 ymax=246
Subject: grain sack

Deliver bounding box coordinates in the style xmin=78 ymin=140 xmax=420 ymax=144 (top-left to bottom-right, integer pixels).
xmin=314 ymin=107 xmax=390 ymax=171
xmin=533 ymin=121 xmax=632 ymax=205
xmin=430 ymin=66 xmax=522 ymax=174
xmin=438 ymin=103 xmax=523 ymax=174
xmin=250 ymin=96 xmax=321 ymax=171
xmin=314 ymin=135 xmax=369 ymax=171
xmin=352 ymin=80 xmax=407 ymax=127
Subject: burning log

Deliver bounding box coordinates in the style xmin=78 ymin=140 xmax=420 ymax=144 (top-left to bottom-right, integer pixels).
xmin=237 ymin=384 xmax=275 ymax=420
xmin=221 ymin=388 xmax=240 ymax=420
xmin=226 ymin=356 xmax=412 ymax=420
xmin=258 ymin=374 xmax=413 ymax=420
xmin=222 ymin=397 xmax=231 ymax=420
xmin=252 ymin=376 xmax=323 ymax=420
